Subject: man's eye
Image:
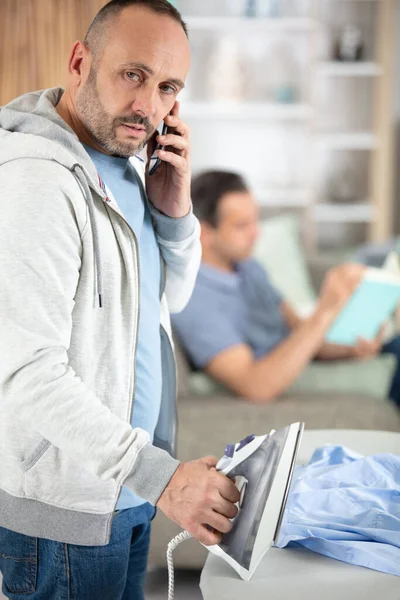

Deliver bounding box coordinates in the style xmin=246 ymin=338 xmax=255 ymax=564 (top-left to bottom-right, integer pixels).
xmin=127 ymin=72 xmax=140 ymax=82
xmin=160 ymin=84 xmax=176 ymax=94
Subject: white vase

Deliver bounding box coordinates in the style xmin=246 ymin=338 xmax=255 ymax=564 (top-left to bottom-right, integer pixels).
xmin=207 ymin=37 xmax=246 ymax=102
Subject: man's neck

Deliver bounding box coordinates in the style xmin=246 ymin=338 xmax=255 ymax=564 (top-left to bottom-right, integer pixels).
xmin=56 ymin=91 xmax=107 ymax=155
xmin=201 ymin=249 xmax=235 ymax=273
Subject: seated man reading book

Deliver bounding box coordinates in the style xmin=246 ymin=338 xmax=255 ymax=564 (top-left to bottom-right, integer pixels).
xmin=172 ymin=170 xmax=400 ymax=405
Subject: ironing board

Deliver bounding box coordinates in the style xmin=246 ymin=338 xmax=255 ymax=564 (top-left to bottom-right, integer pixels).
xmin=200 ymin=429 xmax=400 ymax=600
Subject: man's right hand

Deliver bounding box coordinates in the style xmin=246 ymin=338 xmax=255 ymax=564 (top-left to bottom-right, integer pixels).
xmin=156 ymin=456 xmax=240 ymax=546
xmin=317 ymin=263 xmax=365 ymax=318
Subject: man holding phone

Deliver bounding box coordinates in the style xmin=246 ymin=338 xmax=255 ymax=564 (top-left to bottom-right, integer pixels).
xmin=0 ymin=1 xmax=239 ymax=599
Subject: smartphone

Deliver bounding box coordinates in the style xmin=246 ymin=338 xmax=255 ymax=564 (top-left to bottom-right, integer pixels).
xmin=148 ymin=120 xmax=169 ymax=176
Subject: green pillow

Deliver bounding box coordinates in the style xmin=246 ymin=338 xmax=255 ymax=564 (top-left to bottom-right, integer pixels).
xmin=252 ymin=214 xmax=316 ymax=316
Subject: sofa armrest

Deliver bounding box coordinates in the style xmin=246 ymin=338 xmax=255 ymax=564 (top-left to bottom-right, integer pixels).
xmin=172 ymin=331 xmax=190 ymax=399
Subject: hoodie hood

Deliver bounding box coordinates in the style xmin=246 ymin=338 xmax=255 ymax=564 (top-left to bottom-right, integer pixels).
xmin=0 ymin=88 xmax=110 ymax=306
xmin=0 ymin=87 xmax=102 ymax=190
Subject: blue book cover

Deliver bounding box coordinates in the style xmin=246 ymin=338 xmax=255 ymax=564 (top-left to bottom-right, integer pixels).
xmin=326 ymin=262 xmax=400 ymax=346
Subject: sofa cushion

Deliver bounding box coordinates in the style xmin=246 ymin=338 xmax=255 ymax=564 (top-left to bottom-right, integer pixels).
xmin=188 ymin=354 xmax=396 ymax=400
xmin=253 ymin=214 xmax=316 ymax=316
xmin=173 ymin=332 xmax=190 ymax=398
xmin=289 ymin=354 xmax=396 ymax=398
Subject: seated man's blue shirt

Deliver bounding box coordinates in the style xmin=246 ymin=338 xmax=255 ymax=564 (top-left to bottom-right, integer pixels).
xmin=85 ymin=146 xmax=161 ymax=510
xmin=171 ymin=259 xmax=290 ymax=368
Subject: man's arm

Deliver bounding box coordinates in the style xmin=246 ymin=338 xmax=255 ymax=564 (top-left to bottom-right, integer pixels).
xmin=206 ymin=264 xmax=365 ymax=402
xmin=142 ymin=102 xmax=202 ymax=313
xmin=150 ymin=207 xmax=202 ymax=313
xmin=206 ymin=311 xmax=334 ymax=403
xmin=317 ymin=330 xmax=384 ymax=361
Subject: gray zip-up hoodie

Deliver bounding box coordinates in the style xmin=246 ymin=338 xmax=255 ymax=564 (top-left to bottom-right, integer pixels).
xmin=0 ymin=88 xmax=201 ymax=546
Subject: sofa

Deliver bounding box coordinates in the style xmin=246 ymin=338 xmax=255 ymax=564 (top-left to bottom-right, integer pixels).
xmin=148 ymin=218 xmax=400 ymax=570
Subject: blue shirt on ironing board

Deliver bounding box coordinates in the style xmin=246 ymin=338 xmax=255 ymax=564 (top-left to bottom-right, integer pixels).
xmin=85 ymin=145 xmax=162 ymax=510
xmin=277 ymin=445 xmax=400 ymax=576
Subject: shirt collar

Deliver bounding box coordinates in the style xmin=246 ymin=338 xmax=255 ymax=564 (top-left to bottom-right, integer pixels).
xmin=199 ymin=262 xmax=241 ymax=290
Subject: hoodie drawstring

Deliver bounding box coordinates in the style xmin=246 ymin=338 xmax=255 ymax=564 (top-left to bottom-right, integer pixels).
xmin=72 ymin=164 xmax=103 ymax=308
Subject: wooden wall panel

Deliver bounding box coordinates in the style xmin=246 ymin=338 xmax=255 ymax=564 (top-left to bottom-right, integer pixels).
xmin=0 ymin=0 xmax=106 ymax=105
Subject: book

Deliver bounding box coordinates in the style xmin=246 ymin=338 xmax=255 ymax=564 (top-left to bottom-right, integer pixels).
xmin=326 ymin=252 xmax=400 ymax=346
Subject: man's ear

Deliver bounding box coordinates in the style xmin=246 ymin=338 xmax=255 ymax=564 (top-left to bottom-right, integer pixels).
xmin=68 ymin=41 xmax=91 ymax=87
xmin=199 ymin=221 xmax=216 ymax=245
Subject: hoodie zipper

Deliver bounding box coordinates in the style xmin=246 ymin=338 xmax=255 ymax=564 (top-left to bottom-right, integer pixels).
xmin=98 ymin=193 xmax=141 ymax=534
xmin=134 ymin=169 xmax=178 ymax=458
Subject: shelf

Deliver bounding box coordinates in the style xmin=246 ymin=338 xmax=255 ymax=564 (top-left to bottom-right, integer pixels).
xmin=184 ymin=16 xmax=317 ymax=32
xmin=180 ymin=102 xmax=313 ymax=120
xmin=255 ymin=188 xmax=310 ymax=207
xmin=313 ymin=203 xmax=374 ymax=223
xmin=317 ymin=62 xmax=382 ymax=77
xmin=318 ymin=132 xmax=379 ymax=150
xmin=179 ymin=0 xmax=392 ymax=250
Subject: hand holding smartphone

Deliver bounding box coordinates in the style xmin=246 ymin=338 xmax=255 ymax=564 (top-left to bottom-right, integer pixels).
xmin=145 ymin=102 xmax=192 ymax=219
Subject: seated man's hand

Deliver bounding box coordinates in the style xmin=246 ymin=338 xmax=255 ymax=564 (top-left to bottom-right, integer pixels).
xmin=318 ymin=263 xmax=365 ymax=317
xmin=350 ymin=326 xmax=385 ymax=360
xmin=157 ymin=456 xmax=240 ymax=545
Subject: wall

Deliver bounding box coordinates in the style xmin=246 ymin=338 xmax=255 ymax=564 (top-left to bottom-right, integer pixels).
xmin=395 ymin=1 xmax=400 ymax=122
xmin=394 ymin=0 xmax=400 ymax=233
xmin=0 ymin=0 xmax=105 ymax=106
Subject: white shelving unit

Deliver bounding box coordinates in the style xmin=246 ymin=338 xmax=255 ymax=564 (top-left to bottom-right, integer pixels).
xmin=317 ymin=61 xmax=382 ymax=76
xmin=318 ymin=132 xmax=379 ymax=150
xmin=255 ymin=188 xmax=311 ymax=207
xmin=313 ymin=203 xmax=374 ymax=222
xmin=185 ymin=16 xmax=317 ymax=32
xmin=178 ymin=0 xmax=395 ymax=251
xmin=181 ymin=102 xmax=314 ymax=120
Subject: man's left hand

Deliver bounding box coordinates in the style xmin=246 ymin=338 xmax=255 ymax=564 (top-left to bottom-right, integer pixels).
xmin=145 ymin=101 xmax=191 ymax=219
xmin=350 ymin=326 xmax=385 ymax=360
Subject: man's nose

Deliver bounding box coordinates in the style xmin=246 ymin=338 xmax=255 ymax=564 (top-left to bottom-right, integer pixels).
xmin=131 ymin=85 xmax=158 ymax=118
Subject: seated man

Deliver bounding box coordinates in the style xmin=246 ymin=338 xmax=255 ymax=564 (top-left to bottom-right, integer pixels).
xmin=172 ymin=170 xmax=400 ymax=404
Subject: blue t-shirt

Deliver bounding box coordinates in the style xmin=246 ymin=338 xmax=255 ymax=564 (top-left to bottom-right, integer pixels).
xmin=172 ymin=259 xmax=290 ymax=368
xmin=85 ymin=146 xmax=162 ymax=510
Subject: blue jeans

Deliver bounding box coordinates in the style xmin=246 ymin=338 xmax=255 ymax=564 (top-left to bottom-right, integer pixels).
xmin=382 ymin=334 xmax=400 ymax=408
xmin=0 ymin=502 xmax=155 ymax=600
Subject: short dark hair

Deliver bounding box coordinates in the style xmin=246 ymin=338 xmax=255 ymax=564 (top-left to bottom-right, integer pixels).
xmin=191 ymin=171 xmax=249 ymax=227
xmin=84 ymin=0 xmax=188 ymax=59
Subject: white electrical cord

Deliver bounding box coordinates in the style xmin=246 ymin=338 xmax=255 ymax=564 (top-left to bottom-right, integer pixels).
xmin=166 ymin=530 xmax=193 ymax=600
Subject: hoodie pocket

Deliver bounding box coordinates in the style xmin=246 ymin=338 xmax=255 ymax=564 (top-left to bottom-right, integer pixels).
xmin=21 ymin=439 xmax=51 ymax=473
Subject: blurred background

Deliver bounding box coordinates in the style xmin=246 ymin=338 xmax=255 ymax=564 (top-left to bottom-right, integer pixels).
xmin=0 ymin=0 xmax=398 ymax=256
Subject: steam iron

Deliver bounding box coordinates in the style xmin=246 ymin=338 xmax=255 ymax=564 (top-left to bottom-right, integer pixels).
xmin=166 ymin=422 xmax=304 ymax=599
xmin=209 ymin=421 xmax=304 ymax=580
